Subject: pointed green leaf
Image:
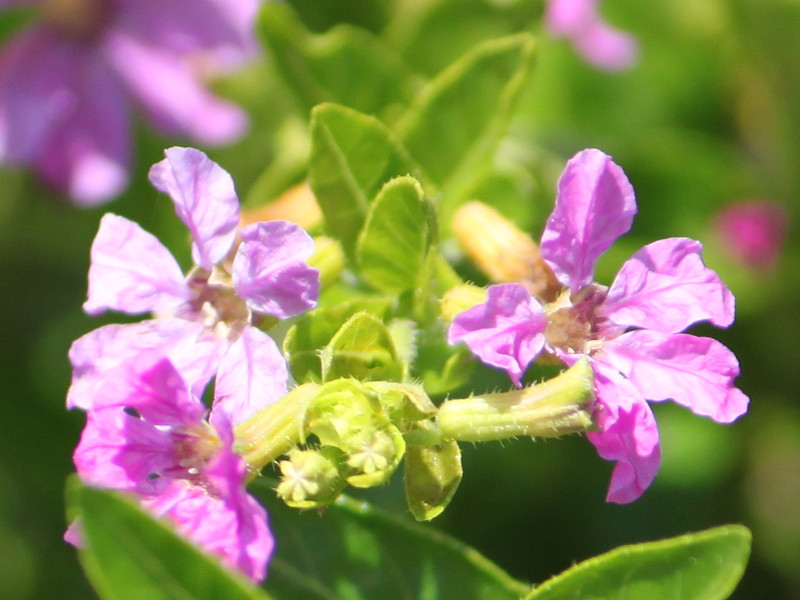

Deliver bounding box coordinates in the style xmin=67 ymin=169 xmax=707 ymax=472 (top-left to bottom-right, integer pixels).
xmin=405 ymin=441 xmax=463 ymax=522
xmin=321 ymin=312 xmax=404 ymax=382
xmin=396 ymin=33 xmax=536 ymax=229
xmin=284 ymin=298 xmax=393 ymax=383
xmin=357 ymin=176 xmax=433 ymax=293
xmin=255 ymin=484 xmax=531 ymax=600
xmin=526 ymin=525 xmax=752 ymax=600
xmin=309 ymin=103 xmax=420 ymax=256
xmin=66 ymin=478 xmax=272 ymax=600
xmin=259 ymin=3 xmax=419 ymax=117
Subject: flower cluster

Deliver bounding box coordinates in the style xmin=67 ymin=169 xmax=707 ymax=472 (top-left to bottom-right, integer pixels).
xmin=449 ymin=149 xmax=749 ymax=503
xmin=67 ymin=147 xmax=320 ymax=581
xmin=0 ymin=0 xmax=260 ymax=205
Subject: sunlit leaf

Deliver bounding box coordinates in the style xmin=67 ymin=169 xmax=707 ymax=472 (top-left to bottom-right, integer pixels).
xmin=321 ymin=312 xmax=404 ymax=382
xmin=309 ymin=103 xmax=420 ymax=256
xmin=526 ymin=525 xmax=751 ymax=600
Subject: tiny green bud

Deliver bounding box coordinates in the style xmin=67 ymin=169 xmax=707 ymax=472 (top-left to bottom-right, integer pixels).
xmin=345 ymin=425 xmax=406 ymax=488
xmin=437 ymin=360 xmax=596 ymax=442
xmin=276 ymin=447 xmax=346 ymax=509
xmin=405 ymin=440 xmax=463 ymax=521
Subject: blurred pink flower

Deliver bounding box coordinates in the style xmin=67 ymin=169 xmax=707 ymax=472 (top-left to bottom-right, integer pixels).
xmin=0 ymin=0 xmax=261 ymax=205
xmin=545 ymin=0 xmax=638 ymax=71
xmin=450 ymin=149 xmax=748 ymax=503
xmin=714 ymin=200 xmax=789 ymax=269
xmin=70 ymin=352 xmax=273 ymax=581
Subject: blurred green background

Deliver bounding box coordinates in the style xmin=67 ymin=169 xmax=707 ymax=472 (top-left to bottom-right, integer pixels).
xmin=1 ymin=0 xmax=798 ymax=598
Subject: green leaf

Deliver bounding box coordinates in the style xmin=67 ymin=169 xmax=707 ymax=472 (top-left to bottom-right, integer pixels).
xmin=284 ymin=298 xmax=393 ymax=383
xmin=309 ymin=103 xmax=420 ymax=256
xmin=66 ymin=477 xmax=272 ymax=600
xmin=255 ymin=484 xmax=531 ymax=600
xmin=395 ymin=33 xmax=536 ymax=230
xmin=321 ymin=312 xmax=404 ymax=382
xmin=357 ymin=176 xmax=433 ymax=293
xmin=259 ymin=3 xmax=419 ymax=117
xmin=526 ymin=525 xmax=752 ymax=600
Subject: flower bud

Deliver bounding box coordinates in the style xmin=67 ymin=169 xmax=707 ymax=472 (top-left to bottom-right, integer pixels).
xmin=441 ymin=284 xmax=487 ymax=322
xmin=452 ymin=201 xmax=560 ymax=301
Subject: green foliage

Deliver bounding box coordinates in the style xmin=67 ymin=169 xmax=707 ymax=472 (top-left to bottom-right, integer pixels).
xmin=66 ymin=478 xmax=273 ymax=600
xmin=395 ymin=33 xmax=536 ymax=226
xmin=526 ymin=525 xmax=752 ymax=600
xmin=67 ymin=475 xmax=750 ymax=600
xmin=260 ymin=4 xmax=418 ymax=118
xmin=308 ymin=103 xmax=419 ymax=256
xmin=321 ymin=312 xmax=404 ymax=382
xmin=284 ymin=298 xmax=393 ymax=383
xmin=357 ymin=176 xmax=434 ymax=294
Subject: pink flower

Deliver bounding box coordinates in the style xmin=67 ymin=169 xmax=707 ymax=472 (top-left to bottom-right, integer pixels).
xmin=69 ymin=147 xmax=320 ymax=426
xmin=450 ymin=149 xmax=748 ymax=503
xmin=545 ymin=0 xmax=638 ymax=71
xmin=0 ymin=0 xmax=260 ymax=205
xmin=71 ymin=352 xmax=273 ymax=581
xmin=713 ymin=200 xmax=789 ymax=269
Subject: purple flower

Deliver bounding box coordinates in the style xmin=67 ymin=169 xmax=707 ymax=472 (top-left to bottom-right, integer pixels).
xmin=0 ymin=0 xmax=260 ymax=205
xmin=71 ymin=352 xmax=273 ymax=581
xmin=449 ymin=149 xmax=749 ymax=503
xmin=69 ymin=147 xmax=320 ymax=425
xmin=545 ymin=0 xmax=638 ymax=71
xmin=713 ymin=200 xmax=789 ymax=269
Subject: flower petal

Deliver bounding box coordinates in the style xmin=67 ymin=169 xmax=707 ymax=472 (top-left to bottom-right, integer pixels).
xmin=144 ymin=450 xmax=272 ymax=582
xmin=540 ymin=149 xmax=637 ymax=293
xmin=600 ymin=237 xmax=735 ymax=333
xmin=83 ymin=214 xmax=189 ymax=316
xmin=89 ymin=352 xmax=206 ymax=427
xmin=233 ymin=221 xmax=320 ymax=318
xmin=448 ymin=283 xmax=547 ymax=387
xmin=73 ymin=408 xmax=175 ymax=495
xmin=67 ymin=319 xmax=222 ymax=410
xmin=603 ymin=330 xmax=749 ymax=424
xmin=212 ymin=327 xmax=288 ymax=426
xmin=105 ymin=33 xmax=248 ymax=146
xmin=147 ymin=147 xmax=240 ymax=271
xmin=586 ymin=363 xmax=660 ymax=503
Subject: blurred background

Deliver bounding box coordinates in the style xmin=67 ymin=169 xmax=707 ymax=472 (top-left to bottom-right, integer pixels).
xmin=1 ymin=0 xmax=798 ymax=598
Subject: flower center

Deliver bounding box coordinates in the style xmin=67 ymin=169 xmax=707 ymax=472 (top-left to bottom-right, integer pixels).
xmin=40 ymin=0 xmax=113 ymax=41
xmin=545 ymin=306 xmax=592 ymax=354
xmin=181 ymin=268 xmax=251 ymax=341
xmin=543 ymin=286 xmax=607 ymax=355
xmin=171 ymin=423 xmax=222 ymax=478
